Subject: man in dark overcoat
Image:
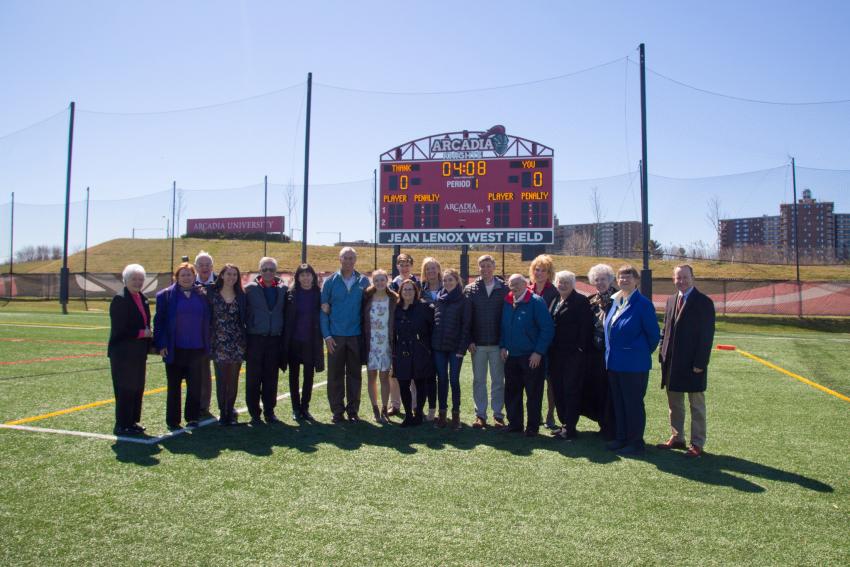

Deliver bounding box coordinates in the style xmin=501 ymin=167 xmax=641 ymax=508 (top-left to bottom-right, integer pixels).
xmin=656 ymin=264 xmax=715 ymax=458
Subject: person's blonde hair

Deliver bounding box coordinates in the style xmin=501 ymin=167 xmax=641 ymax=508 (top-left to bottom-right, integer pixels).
xmin=421 ymin=256 xmax=442 ymax=283
xmin=529 ymin=254 xmax=555 ymax=284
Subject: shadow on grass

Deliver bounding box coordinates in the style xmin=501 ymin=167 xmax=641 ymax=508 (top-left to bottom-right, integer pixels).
xmin=106 ymin=421 xmax=833 ymax=495
xmin=647 ymin=449 xmax=833 ymax=493
xmin=108 ymin=418 xmax=620 ymax=465
xmin=111 ymin=440 xmax=162 ymax=466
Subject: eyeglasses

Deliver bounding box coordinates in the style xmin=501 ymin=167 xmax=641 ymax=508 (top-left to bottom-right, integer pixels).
xmin=261 ymin=267 xmax=276 ymax=272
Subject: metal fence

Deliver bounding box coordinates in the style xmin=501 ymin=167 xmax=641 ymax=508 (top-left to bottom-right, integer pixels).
xmin=2 ymin=272 xmax=849 ymax=317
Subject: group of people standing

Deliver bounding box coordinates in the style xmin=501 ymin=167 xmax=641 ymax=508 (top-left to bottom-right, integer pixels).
xmin=107 ymin=247 xmax=715 ymax=458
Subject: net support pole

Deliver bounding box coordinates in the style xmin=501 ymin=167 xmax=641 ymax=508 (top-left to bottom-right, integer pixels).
xmin=460 ymin=245 xmax=469 ymax=283
xmin=60 ymin=101 xmax=76 ymax=314
xmin=373 ymin=168 xmax=378 ymax=271
xmin=170 ymin=181 xmax=176 ymax=275
xmin=301 ymin=72 xmax=312 ymax=264
xmin=639 ymin=43 xmax=653 ymax=302
xmin=83 ymin=186 xmax=90 ymax=309
xmin=9 ymin=192 xmax=14 ymax=277
xmin=263 ymin=175 xmax=268 ymax=257
xmin=791 ymin=157 xmax=802 ymax=317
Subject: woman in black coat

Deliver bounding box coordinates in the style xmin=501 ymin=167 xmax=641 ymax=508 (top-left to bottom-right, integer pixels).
xmin=431 ymin=268 xmax=472 ymax=429
xmin=547 ymin=271 xmax=594 ymax=440
xmin=107 ymin=264 xmax=152 ymax=435
xmin=282 ymin=264 xmax=325 ymax=422
xmin=392 ymin=279 xmax=435 ymax=426
xmin=584 ymin=263 xmax=618 ymax=439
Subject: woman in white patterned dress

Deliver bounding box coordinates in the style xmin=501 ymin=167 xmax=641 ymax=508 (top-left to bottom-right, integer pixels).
xmin=361 ymin=270 xmax=397 ymax=423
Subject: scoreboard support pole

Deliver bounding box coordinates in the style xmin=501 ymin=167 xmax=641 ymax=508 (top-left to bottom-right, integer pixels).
xmin=460 ymin=245 xmax=469 ymax=284
xmin=638 ymin=42 xmax=653 ymax=300
xmin=392 ymin=246 xmax=401 ymax=278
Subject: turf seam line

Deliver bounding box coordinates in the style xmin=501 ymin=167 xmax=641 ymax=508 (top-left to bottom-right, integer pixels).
xmin=736 ymin=349 xmax=850 ymax=403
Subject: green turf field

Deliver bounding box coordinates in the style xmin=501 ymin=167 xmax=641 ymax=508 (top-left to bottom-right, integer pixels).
xmin=0 ymin=306 xmax=848 ymax=566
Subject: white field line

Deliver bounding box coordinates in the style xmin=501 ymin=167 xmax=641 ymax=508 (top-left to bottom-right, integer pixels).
xmin=0 ymin=323 xmax=110 ymax=330
xmin=0 ymin=380 xmax=329 ymax=445
xmin=716 ymin=333 xmax=850 ymax=343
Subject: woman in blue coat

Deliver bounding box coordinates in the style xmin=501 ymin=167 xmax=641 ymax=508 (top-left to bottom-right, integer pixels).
xmin=603 ymin=265 xmax=660 ymax=455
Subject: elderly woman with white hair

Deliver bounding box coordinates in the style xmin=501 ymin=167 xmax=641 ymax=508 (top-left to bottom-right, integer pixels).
xmin=547 ymin=270 xmax=594 ymax=440
xmin=107 ymin=264 xmax=153 ymax=435
xmin=584 ymin=263 xmax=618 ymax=439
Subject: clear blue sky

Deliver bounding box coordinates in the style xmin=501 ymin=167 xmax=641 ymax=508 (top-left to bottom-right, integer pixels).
xmin=1 ymin=1 xmax=849 ymax=261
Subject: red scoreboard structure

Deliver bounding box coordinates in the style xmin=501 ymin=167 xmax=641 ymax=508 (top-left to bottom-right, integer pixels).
xmin=379 ymin=128 xmax=554 ymax=245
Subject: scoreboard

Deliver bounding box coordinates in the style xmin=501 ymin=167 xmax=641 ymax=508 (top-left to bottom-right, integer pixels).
xmin=379 ymin=129 xmax=554 ymax=245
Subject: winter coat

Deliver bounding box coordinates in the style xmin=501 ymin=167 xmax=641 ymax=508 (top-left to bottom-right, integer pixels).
xmin=499 ymin=287 xmax=554 ymax=357
xmin=243 ymin=275 xmax=287 ymax=336
xmin=431 ymin=286 xmax=472 ymax=355
xmin=464 ymin=276 xmax=508 ymax=346
xmin=659 ymin=287 xmax=715 ymax=392
xmin=392 ymin=300 xmax=435 ymax=381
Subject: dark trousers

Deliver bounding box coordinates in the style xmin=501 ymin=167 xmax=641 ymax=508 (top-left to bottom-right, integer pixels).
xmin=109 ymin=341 xmax=147 ymax=428
xmin=399 ymin=378 xmax=426 ymax=416
xmin=199 ymin=354 xmax=213 ymax=413
xmin=246 ymin=334 xmax=281 ymax=419
xmin=165 ymin=348 xmax=204 ymax=426
xmin=288 ymin=340 xmax=315 ymax=413
xmin=215 ymin=361 xmax=242 ymax=421
xmin=425 ymin=373 xmax=437 ymax=410
xmin=326 ymin=335 xmax=362 ymax=418
xmin=584 ymin=350 xmax=616 ymax=439
xmin=504 ymin=355 xmax=545 ymax=431
xmin=433 ymin=350 xmax=463 ymax=411
xmin=552 ymin=351 xmax=585 ymax=433
xmin=608 ymin=370 xmax=649 ymax=448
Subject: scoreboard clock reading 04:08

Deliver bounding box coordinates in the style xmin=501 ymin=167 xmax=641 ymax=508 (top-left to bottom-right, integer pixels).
xmin=378 ymin=129 xmax=554 ymax=245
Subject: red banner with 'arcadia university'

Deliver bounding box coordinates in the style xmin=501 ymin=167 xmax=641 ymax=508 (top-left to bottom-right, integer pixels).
xmin=187 ymin=216 xmax=284 ymax=235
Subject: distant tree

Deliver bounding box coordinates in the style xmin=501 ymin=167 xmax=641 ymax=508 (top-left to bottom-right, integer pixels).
xmin=589 ymin=186 xmax=604 ymax=256
xmin=284 ymin=179 xmax=298 ymax=240
xmin=706 ymin=195 xmax=724 ymax=254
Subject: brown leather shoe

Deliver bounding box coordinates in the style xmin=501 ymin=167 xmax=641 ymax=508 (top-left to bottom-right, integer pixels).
xmin=492 ymin=416 xmax=506 ymax=428
xmin=685 ymin=445 xmax=704 ymax=458
xmin=656 ymin=436 xmax=687 ymax=450
xmin=472 ymin=416 xmax=486 ymax=429
xmin=435 ymin=410 xmax=447 ymax=428
xmin=451 ymin=410 xmax=461 ymax=430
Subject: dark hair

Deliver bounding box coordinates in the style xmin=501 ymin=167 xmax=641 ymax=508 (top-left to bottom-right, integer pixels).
xmin=617 ymin=264 xmax=640 ymax=279
xmin=396 ymin=278 xmax=421 ymax=307
xmin=293 ymin=263 xmax=319 ymax=291
xmin=396 ymin=253 xmax=414 ymax=266
xmin=214 ymin=263 xmax=244 ymax=293
xmin=173 ymin=262 xmax=196 ymax=281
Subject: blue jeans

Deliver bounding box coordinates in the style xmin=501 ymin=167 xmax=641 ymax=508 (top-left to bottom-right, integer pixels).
xmin=433 ymin=350 xmax=463 ymax=411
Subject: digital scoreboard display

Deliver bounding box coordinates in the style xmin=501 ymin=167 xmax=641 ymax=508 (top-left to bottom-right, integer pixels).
xmin=379 ymin=129 xmax=554 ymax=245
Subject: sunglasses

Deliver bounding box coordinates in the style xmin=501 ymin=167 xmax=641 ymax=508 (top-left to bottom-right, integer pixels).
xmin=261 ymin=267 xmax=276 ymax=272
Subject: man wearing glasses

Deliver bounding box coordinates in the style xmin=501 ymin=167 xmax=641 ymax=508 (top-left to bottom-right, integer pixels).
xmin=243 ymin=257 xmax=288 ymax=425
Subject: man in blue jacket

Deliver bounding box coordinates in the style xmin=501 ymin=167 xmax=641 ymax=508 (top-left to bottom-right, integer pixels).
xmin=321 ymin=247 xmax=370 ymax=423
xmin=499 ymin=273 xmax=555 ymax=437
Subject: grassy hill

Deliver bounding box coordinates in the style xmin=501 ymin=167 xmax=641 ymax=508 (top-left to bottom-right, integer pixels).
xmin=2 ymin=238 xmax=849 ymax=280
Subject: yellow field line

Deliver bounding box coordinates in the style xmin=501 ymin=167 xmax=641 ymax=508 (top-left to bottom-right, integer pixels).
xmin=737 ymin=349 xmax=850 ymax=403
xmin=5 ymin=385 xmax=168 ymax=425
xmin=4 ymin=369 xmax=246 ymax=426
